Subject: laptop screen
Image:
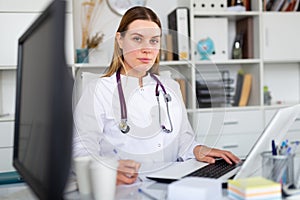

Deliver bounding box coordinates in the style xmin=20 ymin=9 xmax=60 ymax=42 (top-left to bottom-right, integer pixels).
xmin=234 ymin=104 xmax=300 ymax=179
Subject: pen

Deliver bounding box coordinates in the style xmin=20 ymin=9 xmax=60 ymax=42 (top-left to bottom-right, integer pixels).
xmin=272 ymin=140 xmax=277 ymax=155
xmin=138 ymin=188 xmax=158 ymax=200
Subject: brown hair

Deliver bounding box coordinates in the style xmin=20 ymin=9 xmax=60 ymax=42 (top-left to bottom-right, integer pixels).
xmin=103 ymin=6 xmax=162 ymax=77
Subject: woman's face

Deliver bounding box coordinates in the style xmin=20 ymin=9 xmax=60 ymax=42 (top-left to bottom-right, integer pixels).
xmin=117 ymin=19 xmax=161 ymax=76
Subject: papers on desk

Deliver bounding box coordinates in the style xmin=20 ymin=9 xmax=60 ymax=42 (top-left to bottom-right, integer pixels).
xmin=168 ymin=177 xmax=222 ymax=200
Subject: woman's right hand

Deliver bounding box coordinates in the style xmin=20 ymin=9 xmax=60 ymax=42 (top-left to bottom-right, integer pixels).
xmin=116 ymin=160 xmax=141 ymax=185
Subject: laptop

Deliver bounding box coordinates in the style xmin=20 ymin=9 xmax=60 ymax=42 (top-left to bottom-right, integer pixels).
xmin=146 ymin=104 xmax=300 ymax=183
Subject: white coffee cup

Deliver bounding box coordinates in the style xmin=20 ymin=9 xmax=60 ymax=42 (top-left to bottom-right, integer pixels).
xmin=89 ymin=157 xmax=118 ymax=200
xmin=73 ymin=156 xmax=92 ymax=195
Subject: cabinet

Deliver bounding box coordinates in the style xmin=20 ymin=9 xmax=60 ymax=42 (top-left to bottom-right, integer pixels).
xmin=264 ymin=106 xmax=300 ymax=154
xmin=0 ymin=0 xmax=74 ymax=172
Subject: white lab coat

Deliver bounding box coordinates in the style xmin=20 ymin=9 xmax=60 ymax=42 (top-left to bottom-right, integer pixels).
xmin=73 ymin=72 xmax=200 ymax=172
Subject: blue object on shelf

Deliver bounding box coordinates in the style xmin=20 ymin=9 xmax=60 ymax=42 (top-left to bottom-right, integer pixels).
xmin=0 ymin=171 xmax=24 ymax=185
xmin=76 ymin=48 xmax=89 ymax=63
xmin=197 ymin=37 xmax=215 ymax=60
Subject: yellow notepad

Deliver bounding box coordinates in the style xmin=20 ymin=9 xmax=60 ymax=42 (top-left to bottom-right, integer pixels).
xmin=228 ymin=176 xmax=281 ymax=200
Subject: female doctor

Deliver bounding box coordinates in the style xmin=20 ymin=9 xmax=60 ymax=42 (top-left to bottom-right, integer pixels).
xmin=73 ymin=6 xmax=240 ymax=185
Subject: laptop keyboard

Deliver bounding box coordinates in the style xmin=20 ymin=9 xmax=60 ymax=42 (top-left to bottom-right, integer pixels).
xmin=184 ymin=159 xmax=242 ymax=179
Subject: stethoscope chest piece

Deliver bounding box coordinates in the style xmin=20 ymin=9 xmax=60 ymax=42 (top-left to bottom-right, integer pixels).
xmin=119 ymin=119 xmax=130 ymax=134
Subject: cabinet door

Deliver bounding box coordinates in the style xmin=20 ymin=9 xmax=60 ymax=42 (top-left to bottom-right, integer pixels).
xmin=0 ymin=13 xmax=38 ymax=65
xmin=0 ymin=0 xmax=72 ymax=12
xmin=0 ymin=122 xmax=14 ymax=148
xmin=193 ymin=109 xmax=264 ymax=136
xmin=197 ymin=133 xmax=261 ymax=158
xmin=0 ymin=12 xmax=73 ymax=66
xmin=263 ymin=13 xmax=300 ymax=61
xmin=0 ymin=148 xmax=14 ymax=172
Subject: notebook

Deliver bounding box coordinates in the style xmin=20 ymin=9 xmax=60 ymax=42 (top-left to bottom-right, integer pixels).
xmin=146 ymin=104 xmax=300 ymax=183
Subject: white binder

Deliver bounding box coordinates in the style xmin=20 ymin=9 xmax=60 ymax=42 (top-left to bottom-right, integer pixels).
xmin=193 ymin=0 xmax=227 ymax=12
xmin=193 ymin=17 xmax=228 ymax=61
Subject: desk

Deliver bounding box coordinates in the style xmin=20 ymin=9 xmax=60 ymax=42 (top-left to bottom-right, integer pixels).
xmin=1 ymin=179 xmax=300 ymax=200
xmin=0 ymin=179 xmax=231 ymax=200
xmin=1 ymin=154 xmax=300 ymax=200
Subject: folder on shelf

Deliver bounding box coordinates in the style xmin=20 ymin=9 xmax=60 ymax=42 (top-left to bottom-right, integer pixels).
xmin=271 ymin=0 xmax=286 ymax=11
xmin=236 ymin=17 xmax=254 ymax=59
xmin=239 ymin=73 xmax=252 ymax=106
xmin=167 ymin=7 xmax=190 ymax=61
xmin=165 ymin=33 xmax=174 ymax=61
xmin=232 ymin=71 xmax=244 ymax=106
xmin=242 ymin=0 xmax=251 ymax=11
xmin=193 ymin=17 xmax=228 ymax=61
xmin=175 ymin=79 xmax=187 ymax=106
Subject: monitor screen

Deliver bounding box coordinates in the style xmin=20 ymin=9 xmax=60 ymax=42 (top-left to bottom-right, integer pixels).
xmin=13 ymin=1 xmax=73 ymax=199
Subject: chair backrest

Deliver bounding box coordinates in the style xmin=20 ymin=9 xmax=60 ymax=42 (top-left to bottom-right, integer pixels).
xmin=73 ymin=70 xmax=174 ymax=106
xmin=72 ymin=72 xmax=102 ymax=108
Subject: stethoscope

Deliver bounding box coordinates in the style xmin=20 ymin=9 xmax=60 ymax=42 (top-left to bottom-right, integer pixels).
xmin=116 ymin=68 xmax=173 ymax=134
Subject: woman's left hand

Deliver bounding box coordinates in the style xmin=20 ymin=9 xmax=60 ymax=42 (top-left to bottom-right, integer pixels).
xmin=193 ymin=145 xmax=240 ymax=165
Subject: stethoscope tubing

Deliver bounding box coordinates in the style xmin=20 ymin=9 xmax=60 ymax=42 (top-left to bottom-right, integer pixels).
xmin=116 ymin=68 xmax=173 ymax=134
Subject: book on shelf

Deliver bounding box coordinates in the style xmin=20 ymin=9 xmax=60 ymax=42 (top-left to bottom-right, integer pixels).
xmin=236 ymin=17 xmax=254 ymax=59
xmin=265 ymin=0 xmax=276 ymax=11
xmin=281 ymin=0 xmax=300 ymax=11
xmin=165 ymin=33 xmax=173 ymax=61
xmin=232 ymin=70 xmax=244 ymax=106
xmin=196 ymin=71 xmax=234 ymax=108
xmin=239 ymin=73 xmax=252 ymax=106
xmin=271 ymin=0 xmax=286 ymax=11
xmin=242 ymin=0 xmax=251 ymax=11
xmin=167 ymin=7 xmax=190 ymax=61
xmin=175 ymin=78 xmax=187 ymax=106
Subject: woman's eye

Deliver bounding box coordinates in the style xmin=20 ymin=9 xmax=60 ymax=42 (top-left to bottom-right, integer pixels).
xmin=150 ymin=39 xmax=159 ymax=45
xmin=133 ymin=37 xmax=142 ymax=42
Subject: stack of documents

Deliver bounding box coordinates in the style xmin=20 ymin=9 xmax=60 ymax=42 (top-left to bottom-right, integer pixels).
xmin=228 ymin=176 xmax=281 ymax=200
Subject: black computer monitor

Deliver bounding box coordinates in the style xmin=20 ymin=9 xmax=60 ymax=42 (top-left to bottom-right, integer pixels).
xmin=13 ymin=1 xmax=73 ymax=199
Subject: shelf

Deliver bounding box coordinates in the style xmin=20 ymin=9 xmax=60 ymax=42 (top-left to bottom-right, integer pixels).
xmin=187 ymin=105 xmax=263 ymax=113
xmin=71 ymin=63 xmax=109 ymax=68
xmin=263 ymin=59 xmax=300 ymax=64
xmin=263 ymin=103 xmax=299 ymax=110
xmin=0 ymin=66 xmax=17 ymax=70
xmin=72 ymin=60 xmax=193 ymax=68
xmin=160 ymin=60 xmax=192 ymax=66
xmin=194 ymin=59 xmax=260 ymax=65
xmin=0 ymin=114 xmax=14 ymax=122
xmin=193 ymin=11 xmax=260 ymax=20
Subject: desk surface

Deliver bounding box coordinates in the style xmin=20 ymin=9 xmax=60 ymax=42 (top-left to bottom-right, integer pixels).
xmin=1 ymin=180 xmax=300 ymax=200
xmin=0 ymin=180 xmax=231 ymax=200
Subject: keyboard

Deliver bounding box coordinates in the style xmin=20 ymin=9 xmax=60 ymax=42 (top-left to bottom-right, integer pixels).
xmin=184 ymin=159 xmax=243 ymax=179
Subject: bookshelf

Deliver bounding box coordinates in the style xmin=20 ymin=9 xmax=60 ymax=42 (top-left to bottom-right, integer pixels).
xmin=176 ymin=0 xmax=300 ymax=156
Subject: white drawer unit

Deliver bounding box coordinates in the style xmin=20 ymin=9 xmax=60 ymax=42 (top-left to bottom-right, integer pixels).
xmin=0 ymin=121 xmax=14 ymax=148
xmin=264 ymin=107 xmax=300 ymax=131
xmin=0 ymin=148 xmax=14 ymax=172
xmin=289 ymin=114 xmax=300 ymax=131
xmin=192 ymin=109 xmax=264 ymax=137
xmin=197 ymin=133 xmax=261 ymax=158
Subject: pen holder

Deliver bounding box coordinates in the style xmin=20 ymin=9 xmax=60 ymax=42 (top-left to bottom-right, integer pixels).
xmin=261 ymin=151 xmax=295 ymax=186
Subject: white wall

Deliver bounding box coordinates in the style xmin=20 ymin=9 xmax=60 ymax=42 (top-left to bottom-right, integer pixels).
xmin=72 ymin=0 xmax=180 ymax=65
